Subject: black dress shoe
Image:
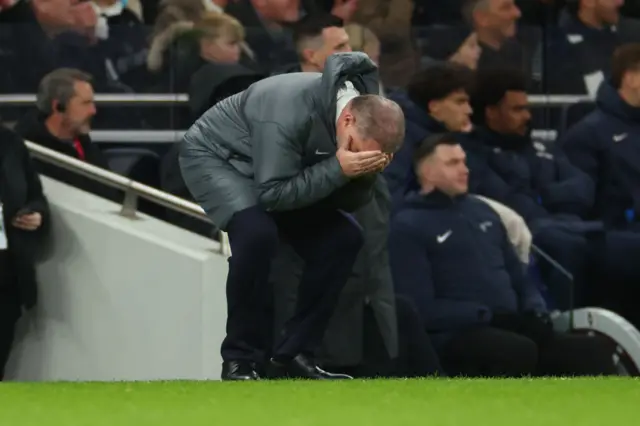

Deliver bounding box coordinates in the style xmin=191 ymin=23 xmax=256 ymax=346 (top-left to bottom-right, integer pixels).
xmin=221 ymin=360 xmax=260 ymax=381
xmin=268 ymin=354 xmax=353 ymax=380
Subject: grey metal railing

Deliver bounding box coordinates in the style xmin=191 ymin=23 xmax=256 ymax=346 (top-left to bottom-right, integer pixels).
xmin=0 ymin=94 xmax=189 ymax=105
xmin=0 ymin=93 xmax=593 ymax=106
xmin=24 ymin=140 xmax=230 ymax=256
xmin=85 ymin=128 xmax=557 ymax=143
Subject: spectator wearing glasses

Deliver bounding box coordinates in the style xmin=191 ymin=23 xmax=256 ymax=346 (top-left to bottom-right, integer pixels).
xmin=15 ymin=68 xmax=115 ymax=201
xmin=273 ymin=14 xmax=351 ymax=74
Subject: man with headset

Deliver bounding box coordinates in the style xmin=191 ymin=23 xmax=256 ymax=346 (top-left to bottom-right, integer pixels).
xmin=15 ymin=67 xmax=113 ymax=199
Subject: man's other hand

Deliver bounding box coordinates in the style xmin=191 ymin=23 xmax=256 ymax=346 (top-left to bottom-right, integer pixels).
xmin=12 ymin=212 xmax=42 ymax=231
xmin=336 ymin=146 xmax=386 ymax=177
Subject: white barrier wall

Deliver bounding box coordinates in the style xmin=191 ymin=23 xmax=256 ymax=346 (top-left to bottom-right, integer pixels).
xmin=4 ymin=178 xmax=229 ymax=381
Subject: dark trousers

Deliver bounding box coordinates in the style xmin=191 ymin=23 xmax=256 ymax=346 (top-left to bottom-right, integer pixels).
xmin=441 ymin=327 xmax=617 ymax=377
xmin=327 ymin=295 xmax=445 ymax=378
xmin=0 ymin=262 xmax=21 ymax=381
xmin=220 ymin=206 xmax=364 ymax=363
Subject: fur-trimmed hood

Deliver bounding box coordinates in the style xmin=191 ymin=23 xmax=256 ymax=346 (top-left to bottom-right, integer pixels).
xmin=147 ymin=20 xmax=195 ymax=72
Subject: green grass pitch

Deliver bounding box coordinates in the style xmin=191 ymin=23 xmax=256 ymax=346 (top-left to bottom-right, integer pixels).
xmin=0 ymin=378 xmax=638 ymax=425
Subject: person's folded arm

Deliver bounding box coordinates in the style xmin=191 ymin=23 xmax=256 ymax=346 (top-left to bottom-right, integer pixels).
xmin=540 ymin=152 xmax=595 ymax=214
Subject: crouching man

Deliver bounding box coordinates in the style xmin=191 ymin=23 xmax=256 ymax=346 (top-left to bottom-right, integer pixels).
xmin=388 ymin=133 xmax=617 ymax=377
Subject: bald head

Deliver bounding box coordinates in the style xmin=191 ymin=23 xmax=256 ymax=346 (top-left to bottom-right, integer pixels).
xmin=342 ymin=95 xmax=405 ymax=154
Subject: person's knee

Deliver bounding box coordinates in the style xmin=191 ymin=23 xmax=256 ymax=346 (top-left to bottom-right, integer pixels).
xmin=228 ymin=207 xmax=279 ymax=257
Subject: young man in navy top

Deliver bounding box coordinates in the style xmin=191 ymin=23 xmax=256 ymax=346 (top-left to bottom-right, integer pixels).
xmin=388 ymin=132 xmax=616 ymax=377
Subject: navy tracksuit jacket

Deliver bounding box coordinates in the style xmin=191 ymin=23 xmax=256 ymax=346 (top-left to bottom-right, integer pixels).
xmin=388 ymin=191 xmax=547 ymax=344
xmin=560 ymin=82 xmax=640 ymax=227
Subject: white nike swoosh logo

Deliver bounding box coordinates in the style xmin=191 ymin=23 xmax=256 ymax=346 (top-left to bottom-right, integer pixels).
xmin=437 ymin=230 xmax=452 ymax=243
xmin=315 ymin=149 xmax=329 ymax=155
xmin=613 ymin=134 xmax=628 ymax=142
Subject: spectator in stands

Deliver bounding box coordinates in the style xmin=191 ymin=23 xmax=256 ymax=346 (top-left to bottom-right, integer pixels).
xmin=468 ymin=67 xmax=601 ymax=309
xmin=225 ymin=0 xmax=300 ymax=71
xmin=388 ymin=132 xmax=616 ymax=377
xmin=385 ymin=63 xmax=474 ymax=206
xmin=463 ymin=0 xmax=527 ymax=70
xmin=14 ymin=68 xmax=115 ymax=201
xmin=549 ymin=0 xmax=640 ymax=95
xmin=0 ymin=0 xmax=107 ymax=93
xmin=90 ymin=0 xmax=150 ymax=92
xmin=0 ymin=126 xmax=50 ymax=380
xmin=422 ymin=31 xmax=482 ymax=70
xmin=273 ymin=14 xmax=351 ymax=74
xmin=147 ymin=11 xmax=249 ymax=92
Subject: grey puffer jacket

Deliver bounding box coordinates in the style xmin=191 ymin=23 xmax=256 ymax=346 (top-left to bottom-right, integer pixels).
xmin=179 ymin=52 xmax=381 ymax=230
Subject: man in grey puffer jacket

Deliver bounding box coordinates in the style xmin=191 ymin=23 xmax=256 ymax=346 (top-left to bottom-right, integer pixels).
xmin=179 ymin=52 xmax=405 ymax=381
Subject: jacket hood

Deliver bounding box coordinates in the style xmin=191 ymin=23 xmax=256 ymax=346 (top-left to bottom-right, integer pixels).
xmin=147 ymin=21 xmax=195 ymax=72
xmin=319 ymin=52 xmax=380 ymax=126
xmin=188 ymin=62 xmax=265 ymax=118
xmin=596 ymin=81 xmax=640 ymax=122
xmin=388 ymin=89 xmax=444 ymax=133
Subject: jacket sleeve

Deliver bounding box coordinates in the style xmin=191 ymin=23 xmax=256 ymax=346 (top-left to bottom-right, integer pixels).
xmin=17 ymin=133 xmax=50 ymax=236
xmin=252 ymin=121 xmax=350 ymax=211
xmin=560 ymin=122 xmax=600 ymax=181
xmin=539 ymin=151 xmax=595 ymax=216
xmin=500 ymin=222 xmax=546 ymax=313
xmin=389 ymin=217 xmax=492 ymax=331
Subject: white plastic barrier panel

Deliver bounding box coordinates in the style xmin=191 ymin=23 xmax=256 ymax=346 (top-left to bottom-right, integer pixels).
xmin=5 ymin=178 xmax=229 ymax=381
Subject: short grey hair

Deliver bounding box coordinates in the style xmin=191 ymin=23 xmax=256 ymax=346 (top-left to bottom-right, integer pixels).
xmin=349 ymin=95 xmax=405 ymax=153
xmin=462 ymin=0 xmax=490 ymax=25
xmin=36 ymin=68 xmax=93 ymax=115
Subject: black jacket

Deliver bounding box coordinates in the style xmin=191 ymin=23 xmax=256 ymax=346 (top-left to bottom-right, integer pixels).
xmin=0 ymin=126 xmax=50 ymax=308
xmin=15 ymin=111 xmax=119 ymax=202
